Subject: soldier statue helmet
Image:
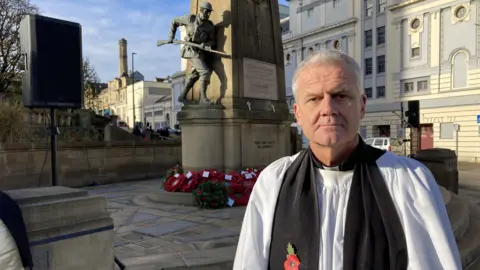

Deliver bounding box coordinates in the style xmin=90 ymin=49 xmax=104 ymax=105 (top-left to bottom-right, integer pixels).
xmin=167 ymin=1 xmax=216 ymax=105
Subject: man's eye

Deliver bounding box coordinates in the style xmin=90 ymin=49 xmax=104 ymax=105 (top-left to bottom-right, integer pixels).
xmin=337 ymin=94 xmax=346 ymax=99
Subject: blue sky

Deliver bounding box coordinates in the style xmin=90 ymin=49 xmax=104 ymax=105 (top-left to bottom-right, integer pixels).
xmin=32 ymin=0 xmax=289 ymax=82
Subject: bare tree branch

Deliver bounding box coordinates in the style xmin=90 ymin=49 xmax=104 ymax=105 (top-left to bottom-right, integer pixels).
xmin=0 ymin=0 xmax=38 ymax=94
xmin=82 ymin=57 xmax=102 ymax=110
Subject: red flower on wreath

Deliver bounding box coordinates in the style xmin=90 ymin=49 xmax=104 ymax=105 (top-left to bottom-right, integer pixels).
xmin=284 ymin=243 xmax=300 ymax=270
xmin=180 ymin=172 xmax=201 ymax=192
xmin=164 ymin=175 xmax=186 ymax=192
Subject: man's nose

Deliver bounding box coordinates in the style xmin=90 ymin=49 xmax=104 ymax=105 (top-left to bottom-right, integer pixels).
xmin=319 ymin=96 xmax=338 ymax=116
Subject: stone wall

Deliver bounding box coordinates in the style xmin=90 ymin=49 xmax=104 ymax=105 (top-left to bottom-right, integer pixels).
xmin=0 ymin=140 xmax=181 ymax=190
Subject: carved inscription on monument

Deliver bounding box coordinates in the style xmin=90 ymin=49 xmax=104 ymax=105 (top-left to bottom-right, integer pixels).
xmin=32 ymin=246 xmax=52 ymax=270
xmin=254 ymin=140 xmax=276 ymax=149
xmin=242 ymin=124 xmax=282 ymax=168
xmin=243 ymin=58 xmax=278 ymax=100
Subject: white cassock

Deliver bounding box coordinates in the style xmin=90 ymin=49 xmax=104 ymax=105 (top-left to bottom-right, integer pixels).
xmin=233 ymin=151 xmax=462 ymax=270
xmin=0 ymin=219 xmax=24 ymax=270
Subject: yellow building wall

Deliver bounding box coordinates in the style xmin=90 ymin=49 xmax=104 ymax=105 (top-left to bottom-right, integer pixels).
xmin=361 ymin=103 xmax=480 ymax=162
xmin=364 ymin=0 xmax=480 ymax=162
xmin=420 ymin=105 xmax=480 ymax=162
xmin=395 ymin=69 xmax=480 ymax=101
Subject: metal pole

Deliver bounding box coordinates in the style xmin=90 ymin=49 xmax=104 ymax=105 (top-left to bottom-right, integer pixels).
xmin=401 ymin=102 xmax=406 ymax=156
xmin=456 ymin=129 xmax=459 ymax=156
xmin=50 ymin=108 xmax=58 ymax=186
xmin=132 ymin=52 xmax=136 ymax=125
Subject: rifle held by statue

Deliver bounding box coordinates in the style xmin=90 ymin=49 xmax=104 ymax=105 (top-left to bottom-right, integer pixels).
xmin=157 ymin=39 xmax=230 ymax=58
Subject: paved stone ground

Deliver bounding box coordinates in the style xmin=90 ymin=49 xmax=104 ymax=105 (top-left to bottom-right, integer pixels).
xmin=82 ymin=172 xmax=480 ymax=269
xmin=83 ymin=179 xmax=245 ymax=269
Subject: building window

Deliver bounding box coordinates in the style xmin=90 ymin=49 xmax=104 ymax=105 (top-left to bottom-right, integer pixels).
xmin=452 ymin=51 xmax=468 ymax=88
xmin=285 ymin=53 xmax=291 ymax=63
xmin=377 ymin=86 xmax=385 ymax=98
xmin=377 ymin=26 xmax=385 ymax=45
xmin=307 ymin=8 xmax=313 ymax=17
xmin=365 ymin=58 xmax=373 ymax=75
xmin=454 ymin=6 xmax=467 ymax=19
xmin=365 ymin=0 xmax=373 ymax=17
xmin=417 ymin=80 xmax=428 ymax=91
xmin=411 ymin=46 xmax=420 ymax=58
xmin=378 ymin=0 xmax=386 ymax=12
xmin=333 ymin=0 xmax=338 ymax=7
xmin=365 ymin=87 xmax=373 ymax=98
xmin=410 ymin=18 xmax=421 ymax=30
xmin=365 ymin=30 xmax=372 ymax=48
xmin=333 ymin=40 xmax=341 ymax=50
xmin=403 ymin=82 xmax=414 ymax=93
xmin=325 ymin=40 xmax=331 ymax=48
xmin=377 ymin=55 xmax=385 ymax=73
xmin=308 ymin=47 xmax=314 ymax=55
xmin=360 ymin=125 xmax=367 ymax=138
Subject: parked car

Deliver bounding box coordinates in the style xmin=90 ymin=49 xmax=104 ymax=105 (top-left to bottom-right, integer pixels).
xmin=168 ymin=128 xmax=181 ymax=135
xmin=364 ymin=137 xmax=403 ymax=154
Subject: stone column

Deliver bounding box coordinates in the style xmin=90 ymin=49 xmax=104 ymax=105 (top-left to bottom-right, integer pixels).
xmin=178 ymin=0 xmax=291 ymax=172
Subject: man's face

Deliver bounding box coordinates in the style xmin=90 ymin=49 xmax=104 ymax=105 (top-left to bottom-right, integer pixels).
xmin=293 ymin=61 xmax=366 ymax=147
xmin=199 ymin=8 xmax=211 ymax=20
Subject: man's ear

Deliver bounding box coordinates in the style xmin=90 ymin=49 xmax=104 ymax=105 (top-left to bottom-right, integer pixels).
xmin=360 ymin=94 xmax=366 ymax=118
xmin=294 ymin=103 xmax=301 ymax=126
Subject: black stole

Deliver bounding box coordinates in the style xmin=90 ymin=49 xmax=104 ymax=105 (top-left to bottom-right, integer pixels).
xmin=0 ymin=191 xmax=33 ymax=268
xmin=268 ymin=139 xmax=408 ymax=270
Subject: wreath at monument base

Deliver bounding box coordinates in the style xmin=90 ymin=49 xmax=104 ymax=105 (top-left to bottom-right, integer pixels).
xmin=193 ymin=181 xmax=228 ymax=209
xmin=162 ymin=166 xmax=263 ymax=209
xmin=161 ymin=165 xmax=183 ymax=190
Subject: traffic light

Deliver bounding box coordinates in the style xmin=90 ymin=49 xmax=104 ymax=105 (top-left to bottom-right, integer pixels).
xmin=405 ymin=100 xmax=420 ymax=128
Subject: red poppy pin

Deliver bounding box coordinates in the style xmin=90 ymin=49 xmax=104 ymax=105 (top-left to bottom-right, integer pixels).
xmin=284 ymin=242 xmax=300 ymax=270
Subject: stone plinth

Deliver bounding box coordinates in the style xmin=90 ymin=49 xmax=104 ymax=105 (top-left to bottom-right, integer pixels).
xmin=178 ymin=105 xmax=291 ymax=171
xmin=179 ymin=0 xmax=291 ymax=172
xmin=441 ymin=187 xmax=480 ymax=269
xmin=6 ymin=186 xmax=114 ymax=270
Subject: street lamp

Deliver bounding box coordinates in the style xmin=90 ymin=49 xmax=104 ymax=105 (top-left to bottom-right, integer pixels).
xmin=132 ymin=52 xmax=137 ymax=125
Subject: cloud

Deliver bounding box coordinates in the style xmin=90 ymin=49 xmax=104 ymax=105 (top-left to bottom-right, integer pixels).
xmin=32 ymin=0 xmax=190 ymax=82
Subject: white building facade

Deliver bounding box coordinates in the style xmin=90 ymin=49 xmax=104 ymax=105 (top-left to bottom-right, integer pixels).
xmin=144 ymin=95 xmax=172 ymax=129
xmin=282 ymin=0 xmax=362 ymax=113
xmin=386 ymin=0 xmax=480 ymax=162
xmin=97 ymin=80 xmax=171 ymax=128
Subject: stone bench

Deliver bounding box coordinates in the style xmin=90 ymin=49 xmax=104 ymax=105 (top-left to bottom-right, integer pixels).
xmin=6 ymin=186 xmax=115 ymax=270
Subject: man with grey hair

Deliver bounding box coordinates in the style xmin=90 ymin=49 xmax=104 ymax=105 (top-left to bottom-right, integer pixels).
xmin=234 ymin=50 xmax=461 ymax=270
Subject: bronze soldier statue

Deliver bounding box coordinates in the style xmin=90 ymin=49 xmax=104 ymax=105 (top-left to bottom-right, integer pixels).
xmin=167 ymin=1 xmax=216 ymax=104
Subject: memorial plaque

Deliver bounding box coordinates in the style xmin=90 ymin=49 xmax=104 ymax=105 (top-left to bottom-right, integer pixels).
xmin=243 ymin=58 xmax=279 ymax=100
xmin=242 ymin=124 xmax=285 ymax=167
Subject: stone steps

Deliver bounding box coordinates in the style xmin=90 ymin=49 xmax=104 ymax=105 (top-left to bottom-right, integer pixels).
xmin=447 ymin=196 xmax=470 ymax=240
xmin=118 ymin=245 xmax=236 ymax=270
